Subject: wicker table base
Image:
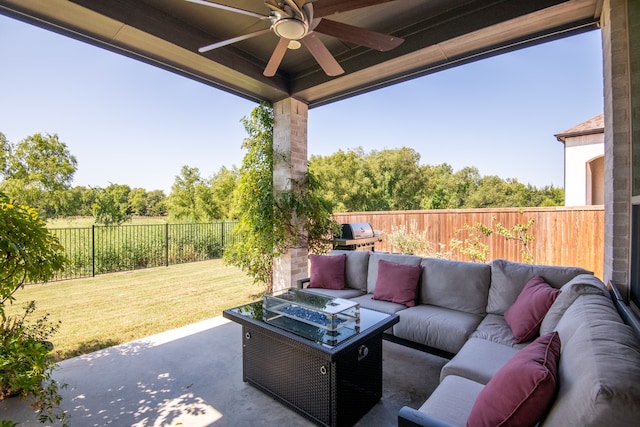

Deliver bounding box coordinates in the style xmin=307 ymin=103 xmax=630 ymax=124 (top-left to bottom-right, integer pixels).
xmin=224 ymin=302 xmax=398 ymax=427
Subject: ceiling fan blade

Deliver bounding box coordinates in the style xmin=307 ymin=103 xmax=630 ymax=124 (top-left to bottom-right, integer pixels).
xmin=199 ymin=28 xmax=272 ymax=53
xmin=314 ymin=18 xmax=403 ymax=51
xmin=301 ymin=33 xmax=344 ymax=76
xmin=263 ymin=37 xmax=290 ymax=77
xmin=185 ymin=0 xmax=269 ymax=19
xmin=312 ymin=0 xmax=395 ymax=18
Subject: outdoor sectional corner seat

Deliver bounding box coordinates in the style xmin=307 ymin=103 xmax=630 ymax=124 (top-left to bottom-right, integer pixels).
xmin=299 ymin=250 xmax=640 ymax=427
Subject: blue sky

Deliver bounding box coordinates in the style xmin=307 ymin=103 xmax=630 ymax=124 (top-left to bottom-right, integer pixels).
xmin=0 ymin=14 xmax=604 ymax=194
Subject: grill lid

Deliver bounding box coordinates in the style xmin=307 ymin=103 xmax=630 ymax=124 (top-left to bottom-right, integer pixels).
xmin=340 ymin=223 xmax=375 ymax=239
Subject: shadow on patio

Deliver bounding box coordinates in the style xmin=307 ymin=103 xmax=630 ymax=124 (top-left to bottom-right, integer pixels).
xmin=2 ymin=317 xmax=447 ymax=426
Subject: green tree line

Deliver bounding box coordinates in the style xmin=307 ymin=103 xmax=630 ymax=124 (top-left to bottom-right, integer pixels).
xmin=309 ymin=147 xmax=563 ymax=210
xmin=1 ymin=131 xmax=563 ymax=224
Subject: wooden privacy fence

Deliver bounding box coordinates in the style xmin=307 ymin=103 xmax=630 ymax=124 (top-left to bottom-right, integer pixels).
xmin=333 ymin=206 xmax=605 ymax=280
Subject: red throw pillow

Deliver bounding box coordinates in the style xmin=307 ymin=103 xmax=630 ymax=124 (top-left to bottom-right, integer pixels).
xmin=504 ymin=275 xmax=561 ymax=343
xmin=372 ymin=259 xmax=422 ymax=307
xmin=308 ymin=254 xmax=346 ymax=290
xmin=467 ymin=331 xmax=561 ymax=427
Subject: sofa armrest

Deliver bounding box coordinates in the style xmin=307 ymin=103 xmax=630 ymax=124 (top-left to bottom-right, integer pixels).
xmin=296 ymin=277 xmax=310 ymax=289
xmin=398 ymin=407 xmax=459 ymax=427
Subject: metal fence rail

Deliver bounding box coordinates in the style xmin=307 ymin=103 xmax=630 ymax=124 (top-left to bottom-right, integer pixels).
xmin=49 ymin=221 xmax=238 ymax=281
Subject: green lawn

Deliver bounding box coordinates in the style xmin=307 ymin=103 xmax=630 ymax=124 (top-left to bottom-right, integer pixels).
xmin=46 ymin=215 xmax=168 ymax=228
xmin=4 ymin=259 xmax=263 ymax=361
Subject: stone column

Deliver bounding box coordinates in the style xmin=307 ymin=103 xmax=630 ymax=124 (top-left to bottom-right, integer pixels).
xmin=272 ymin=98 xmax=310 ymax=291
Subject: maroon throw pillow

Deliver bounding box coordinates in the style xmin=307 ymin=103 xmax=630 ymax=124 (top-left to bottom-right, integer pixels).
xmin=372 ymin=259 xmax=421 ymax=307
xmin=504 ymin=275 xmax=561 ymax=343
xmin=467 ymin=331 xmax=561 ymax=427
xmin=308 ymin=254 xmax=346 ymax=290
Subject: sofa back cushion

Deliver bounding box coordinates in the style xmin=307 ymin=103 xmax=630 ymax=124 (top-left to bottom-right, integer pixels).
xmin=552 ymin=293 xmax=622 ymax=354
xmin=487 ymin=259 xmax=592 ymax=315
xmin=366 ymin=252 xmax=422 ymax=293
xmin=539 ymin=274 xmax=607 ymax=335
xmin=419 ymin=258 xmax=491 ymax=315
xmin=329 ymin=250 xmax=370 ymax=292
xmin=543 ymin=318 xmax=640 ymax=426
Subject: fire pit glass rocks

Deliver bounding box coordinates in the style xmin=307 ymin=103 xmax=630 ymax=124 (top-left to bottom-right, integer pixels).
xmin=264 ymin=288 xmax=360 ymax=334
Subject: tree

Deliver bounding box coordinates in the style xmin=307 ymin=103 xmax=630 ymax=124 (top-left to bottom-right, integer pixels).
xmin=128 ymin=188 xmax=149 ymax=216
xmin=224 ymin=103 xmax=339 ymax=292
xmin=309 ymin=148 xmax=375 ymax=212
xmin=167 ymin=166 xmax=219 ymax=222
xmin=0 ymin=133 xmax=77 ymax=218
xmin=309 ymin=146 xmax=564 ymax=212
xmin=365 ymin=147 xmax=425 ymax=210
xmin=126 ymin=188 xmax=168 ymax=217
xmin=0 ymin=132 xmax=10 ymax=178
xmin=0 ymin=193 xmax=66 ymax=306
xmin=93 ymin=184 xmax=131 ymax=226
xmin=146 ymin=190 xmax=168 ymax=217
xmin=209 ymin=166 xmax=239 ymax=220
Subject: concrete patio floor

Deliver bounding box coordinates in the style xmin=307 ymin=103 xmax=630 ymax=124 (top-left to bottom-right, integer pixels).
xmin=1 ymin=316 xmax=447 ymax=426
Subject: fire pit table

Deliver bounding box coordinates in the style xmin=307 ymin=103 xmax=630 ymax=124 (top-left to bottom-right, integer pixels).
xmin=223 ymin=288 xmax=399 ymax=427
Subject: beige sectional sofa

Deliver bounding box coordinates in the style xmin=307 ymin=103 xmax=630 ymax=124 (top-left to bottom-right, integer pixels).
xmin=299 ymin=250 xmax=640 ymax=426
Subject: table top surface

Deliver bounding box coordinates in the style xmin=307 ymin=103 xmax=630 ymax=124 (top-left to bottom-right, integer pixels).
xmin=224 ymin=295 xmax=398 ymax=352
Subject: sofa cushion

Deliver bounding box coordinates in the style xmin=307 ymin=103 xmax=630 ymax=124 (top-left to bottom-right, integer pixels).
xmin=373 ymin=259 xmax=422 ymax=307
xmin=329 ymin=250 xmax=370 ymax=291
xmin=367 ymin=252 xmax=422 ymax=293
xmin=487 ymin=259 xmax=592 ymax=315
xmin=350 ymin=294 xmax=408 ymax=314
xmin=470 ymin=314 xmax=529 ymax=348
xmin=419 ymin=258 xmax=491 ymax=315
xmin=308 ymin=253 xmax=346 ymax=290
xmin=539 ymin=273 xmax=606 ymax=335
xmin=553 ymin=293 xmax=621 ymax=347
xmin=467 ymin=331 xmax=561 ymax=427
xmin=417 ymin=375 xmax=484 ymax=427
xmin=504 ymin=275 xmax=560 ymax=343
xmin=393 ymin=305 xmax=483 ymax=354
xmin=543 ymin=319 xmax=640 ymax=426
xmin=302 ymin=287 xmax=366 ymax=300
xmin=440 ymin=337 xmax=519 ymax=385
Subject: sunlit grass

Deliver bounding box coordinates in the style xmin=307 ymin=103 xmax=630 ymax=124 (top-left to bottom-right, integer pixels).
xmin=46 ymin=216 xmax=168 ymax=228
xmin=5 ymin=259 xmax=264 ymax=361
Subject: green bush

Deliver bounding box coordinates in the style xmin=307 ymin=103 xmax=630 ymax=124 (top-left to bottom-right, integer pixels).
xmin=0 ymin=192 xmax=68 ymax=425
xmin=1 ymin=302 xmax=67 ymax=425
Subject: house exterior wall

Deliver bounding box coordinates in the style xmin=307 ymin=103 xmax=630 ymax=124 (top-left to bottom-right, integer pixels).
xmin=564 ymin=134 xmax=604 ymax=205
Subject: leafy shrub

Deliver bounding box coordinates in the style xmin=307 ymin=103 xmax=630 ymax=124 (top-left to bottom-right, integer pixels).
xmin=1 ymin=302 xmax=67 ymax=425
xmin=0 ymin=192 xmax=68 ymax=425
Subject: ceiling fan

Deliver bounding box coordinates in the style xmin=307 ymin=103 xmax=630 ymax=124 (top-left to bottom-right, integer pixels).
xmin=186 ymin=0 xmax=404 ymax=77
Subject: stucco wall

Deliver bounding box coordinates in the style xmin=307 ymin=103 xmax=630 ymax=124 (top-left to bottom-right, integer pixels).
xmin=564 ymin=133 xmax=604 ymax=205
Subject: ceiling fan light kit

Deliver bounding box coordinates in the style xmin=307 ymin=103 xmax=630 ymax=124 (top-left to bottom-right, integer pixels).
xmin=189 ymin=0 xmax=404 ymax=77
xmin=272 ymin=18 xmax=308 ymax=40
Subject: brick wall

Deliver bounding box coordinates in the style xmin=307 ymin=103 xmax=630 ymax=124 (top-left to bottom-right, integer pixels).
xmin=603 ymin=0 xmax=632 ymax=294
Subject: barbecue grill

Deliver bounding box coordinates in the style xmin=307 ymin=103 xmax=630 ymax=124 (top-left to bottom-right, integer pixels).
xmin=332 ymin=223 xmax=382 ymax=251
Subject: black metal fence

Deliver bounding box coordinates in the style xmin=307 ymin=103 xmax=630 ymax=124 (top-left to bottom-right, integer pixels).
xmin=49 ymin=222 xmax=238 ymax=281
